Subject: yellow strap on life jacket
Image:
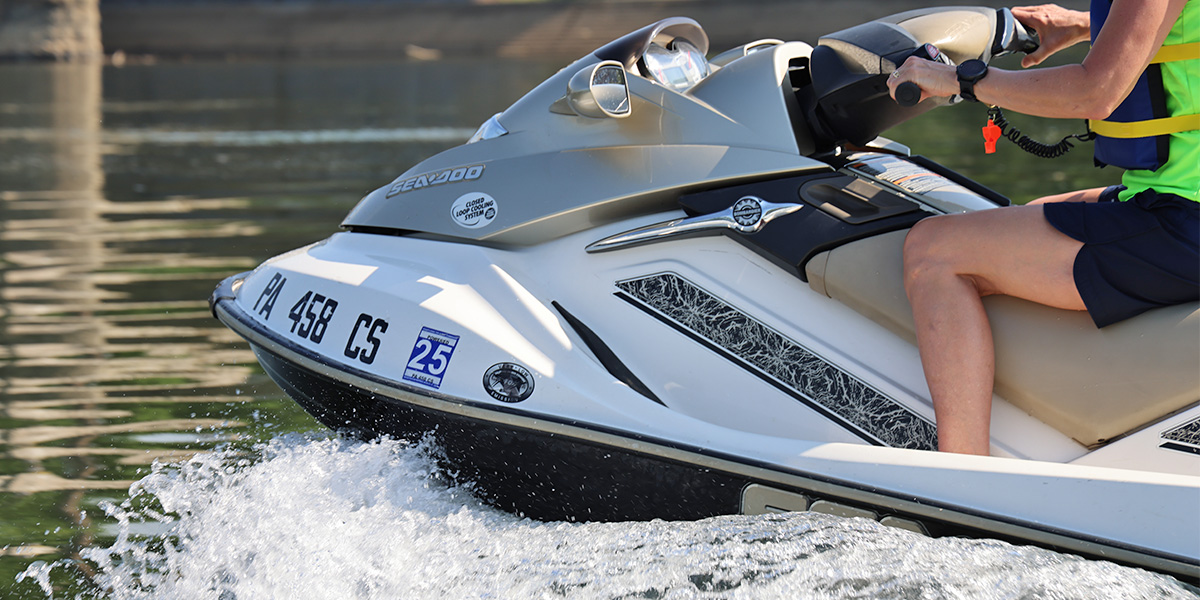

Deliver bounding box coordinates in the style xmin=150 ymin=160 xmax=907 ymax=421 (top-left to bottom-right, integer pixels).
xmin=1151 ymin=41 xmax=1200 ymax=64
xmin=1089 ymin=113 xmax=1200 ymax=137
xmin=1089 ymin=42 xmax=1200 ymax=138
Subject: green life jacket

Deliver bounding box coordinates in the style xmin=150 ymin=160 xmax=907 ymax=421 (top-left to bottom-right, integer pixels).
xmin=1088 ymin=0 xmax=1199 ymax=202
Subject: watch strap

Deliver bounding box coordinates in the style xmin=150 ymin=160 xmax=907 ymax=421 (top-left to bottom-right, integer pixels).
xmin=957 ymin=60 xmax=987 ymax=103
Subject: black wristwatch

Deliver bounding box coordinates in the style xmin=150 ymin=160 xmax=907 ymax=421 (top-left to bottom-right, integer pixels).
xmin=956 ymin=59 xmax=989 ymax=103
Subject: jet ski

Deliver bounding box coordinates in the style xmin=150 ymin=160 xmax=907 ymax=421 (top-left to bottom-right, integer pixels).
xmin=210 ymin=7 xmax=1200 ymax=582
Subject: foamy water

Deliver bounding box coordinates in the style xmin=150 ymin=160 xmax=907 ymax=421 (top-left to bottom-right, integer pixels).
xmin=17 ymin=435 xmax=1198 ymax=600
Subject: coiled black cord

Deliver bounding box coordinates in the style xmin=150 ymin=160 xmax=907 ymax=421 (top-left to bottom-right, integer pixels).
xmin=987 ymin=105 xmax=1095 ymax=159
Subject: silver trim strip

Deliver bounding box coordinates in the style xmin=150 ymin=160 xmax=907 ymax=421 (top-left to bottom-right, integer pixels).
xmin=586 ymin=197 xmax=802 ymax=253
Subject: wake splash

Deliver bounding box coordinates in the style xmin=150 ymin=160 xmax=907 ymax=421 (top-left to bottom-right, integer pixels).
xmin=17 ymin=435 xmax=1198 ymax=599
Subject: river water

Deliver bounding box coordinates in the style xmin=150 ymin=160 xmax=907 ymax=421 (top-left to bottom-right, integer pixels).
xmin=0 ymin=57 xmax=1191 ymax=599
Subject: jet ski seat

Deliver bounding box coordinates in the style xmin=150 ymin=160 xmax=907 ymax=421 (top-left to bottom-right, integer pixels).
xmin=806 ymin=229 xmax=1200 ymax=447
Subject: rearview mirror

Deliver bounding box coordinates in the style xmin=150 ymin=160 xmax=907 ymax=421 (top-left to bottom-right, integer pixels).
xmin=562 ymin=61 xmax=632 ymax=119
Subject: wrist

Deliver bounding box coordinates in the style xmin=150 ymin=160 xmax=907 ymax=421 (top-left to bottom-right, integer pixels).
xmin=956 ymin=59 xmax=989 ymax=102
xmin=1069 ymin=9 xmax=1092 ymax=44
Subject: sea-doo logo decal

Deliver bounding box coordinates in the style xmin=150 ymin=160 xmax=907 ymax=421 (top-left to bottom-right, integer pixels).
xmin=403 ymin=327 xmax=459 ymax=389
xmin=483 ymin=362 xmax=535 ymax=403
xmin=386 ymin=164 xmax=484 ymax=197
xmin=1160 ymin=416 xmax=1200 ymax=455
xmin=451 ymin=192 xmax=498 ymax=229
xmin=732 ymin=197 xmax=764 ymax=227
xmin=614 ymin=273 xmax=937 ymax=451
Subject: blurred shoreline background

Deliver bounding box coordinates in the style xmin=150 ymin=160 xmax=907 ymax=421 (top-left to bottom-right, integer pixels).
xmin=3 ymin=0 xmax=1087 ymax=64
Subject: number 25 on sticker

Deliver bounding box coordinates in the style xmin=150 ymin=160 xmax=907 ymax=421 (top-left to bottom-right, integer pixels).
xmin=403 ymin=327 xmax=459 ymax=389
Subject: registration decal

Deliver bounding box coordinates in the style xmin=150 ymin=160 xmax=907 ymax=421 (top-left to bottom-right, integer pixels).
xmin=403 ymin=327 xmax=460 ymax=389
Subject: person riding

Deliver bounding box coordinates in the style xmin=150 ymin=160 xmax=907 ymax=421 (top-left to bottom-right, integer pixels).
xmin=886 ymin=0 xmax=1198 ymax=455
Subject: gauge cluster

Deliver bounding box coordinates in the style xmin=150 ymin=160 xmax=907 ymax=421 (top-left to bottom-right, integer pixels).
xmin=639 ymin=39 xmax=710 ymax=92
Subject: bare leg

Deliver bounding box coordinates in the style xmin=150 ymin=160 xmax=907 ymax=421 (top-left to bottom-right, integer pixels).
xmin=903 ymin=204 xmax=1087 ymax=455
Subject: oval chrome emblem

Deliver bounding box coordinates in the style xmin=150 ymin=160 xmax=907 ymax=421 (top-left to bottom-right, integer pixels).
xmin=483 ymin=362 xmax=535 ymax=403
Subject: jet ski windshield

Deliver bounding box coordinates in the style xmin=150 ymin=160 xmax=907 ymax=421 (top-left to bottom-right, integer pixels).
xmin=641 ymin=40 xmax=710 ymax=92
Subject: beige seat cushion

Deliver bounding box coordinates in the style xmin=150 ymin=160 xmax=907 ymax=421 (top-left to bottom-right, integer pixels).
xmin=806 ymin=230 xmax=1200 ymax=446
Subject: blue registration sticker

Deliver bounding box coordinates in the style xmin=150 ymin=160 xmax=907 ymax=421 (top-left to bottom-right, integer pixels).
xmin=403 ymin=327 xmax=460 ymax=389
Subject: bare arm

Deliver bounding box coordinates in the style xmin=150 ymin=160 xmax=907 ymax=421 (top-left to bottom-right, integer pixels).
xmin=887 ymin=0 xmax=1187 ymax=120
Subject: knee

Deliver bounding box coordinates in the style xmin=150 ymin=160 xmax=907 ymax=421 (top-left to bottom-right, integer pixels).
xmin=903 ymin=216 xmax=990 ymax=298
xmin=902 ymin=217 xmax=953 ymax=288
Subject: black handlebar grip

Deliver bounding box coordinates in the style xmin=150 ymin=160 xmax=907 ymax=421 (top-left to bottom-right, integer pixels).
xmin=895 ymin=81 xmax=921 ymax=107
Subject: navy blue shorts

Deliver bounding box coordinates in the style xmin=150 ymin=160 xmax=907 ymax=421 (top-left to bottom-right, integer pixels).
xmin=1043 ymin=186 xmax=1199 ymax=328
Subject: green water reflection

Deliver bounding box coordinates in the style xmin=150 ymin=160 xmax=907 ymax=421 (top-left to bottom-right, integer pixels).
xmin=0 ymin=55 xmax=1119 ymax=596
xmin=0 ymin=58 xmax=555 ymax=596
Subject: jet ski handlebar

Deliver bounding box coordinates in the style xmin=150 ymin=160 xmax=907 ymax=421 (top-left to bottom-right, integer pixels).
xmin=805 ymin=6 xmax=1038 ymax=145
xmin=894 ymin=82 xmax=923 ymax=108
xmin=891 ymin=8 xmax=1039 ymax=107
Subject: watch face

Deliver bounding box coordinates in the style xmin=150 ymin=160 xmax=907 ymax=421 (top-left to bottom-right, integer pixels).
xmin=959 ymin=59 xmax=988 ymax=80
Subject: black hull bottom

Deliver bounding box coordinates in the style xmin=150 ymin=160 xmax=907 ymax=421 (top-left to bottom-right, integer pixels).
xmin=256 ymin=346 xmax=747 ymax=522
xmin=249 ymin=344 xmax=1200 ymax=584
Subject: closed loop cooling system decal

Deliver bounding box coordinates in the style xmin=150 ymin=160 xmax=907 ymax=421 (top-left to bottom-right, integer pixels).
xmin=451 ymin=192 xmax=498 ymax=229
